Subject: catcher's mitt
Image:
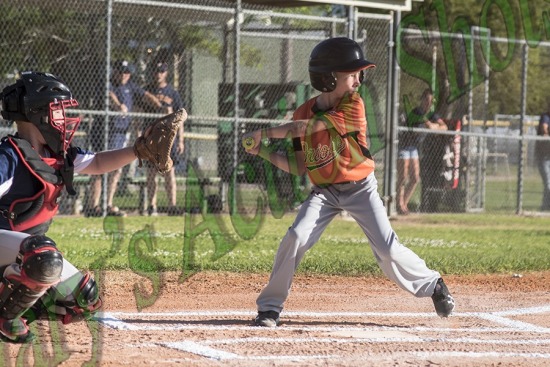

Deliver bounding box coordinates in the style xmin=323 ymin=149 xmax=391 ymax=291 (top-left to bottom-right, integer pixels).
xmin=133 ymin=108 xmax=187 ymax=174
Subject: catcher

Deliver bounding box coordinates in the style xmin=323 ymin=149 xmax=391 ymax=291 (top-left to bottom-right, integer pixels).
xmin=0 ymin=71 xmax=184 ymax=343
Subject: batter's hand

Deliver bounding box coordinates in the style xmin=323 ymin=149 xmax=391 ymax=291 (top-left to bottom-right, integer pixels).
xmin=242 ymin=130 xmax=262 ymax=155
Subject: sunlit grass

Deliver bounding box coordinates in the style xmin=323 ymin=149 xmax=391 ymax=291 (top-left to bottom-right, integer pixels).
xmin=50 ymin=212 xmax=550 ymax=276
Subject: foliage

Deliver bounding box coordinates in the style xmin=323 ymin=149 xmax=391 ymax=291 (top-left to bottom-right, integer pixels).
xmin=0 ymin=5 xmax=99 ymax=75
xmin=406 ymin=0 xmax=550 ymax=116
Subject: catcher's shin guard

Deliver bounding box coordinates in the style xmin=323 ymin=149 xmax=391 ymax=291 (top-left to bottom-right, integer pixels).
xmin=25 ymin=272 xmax=102 ymax=325
xmin=0 ymin=235 xmax=63 ymax=342
xmin=61 ymin=272 xmax=102 ymax=324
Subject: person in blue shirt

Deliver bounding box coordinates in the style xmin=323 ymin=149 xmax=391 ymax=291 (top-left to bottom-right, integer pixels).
xmin=85 ymin=60 xmax=163 ymax=217
xmin=0 ymin=71 xmax=144 ymax=342
xmin=536 ymin=103 xmax=550 ymax=211
xmin=143 ymin=62 xmax=185 ymax=216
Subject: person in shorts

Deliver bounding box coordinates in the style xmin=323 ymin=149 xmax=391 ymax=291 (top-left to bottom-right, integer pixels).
xmin=396 ymin=89 xmax=447 ymax=215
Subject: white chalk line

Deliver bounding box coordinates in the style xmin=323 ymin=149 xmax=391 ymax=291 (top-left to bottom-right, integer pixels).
xmin=99 ymin=305 xmax=550 ymax=334
xmin=97 ymin=317 xmax=550 ymax=334
xmin=478 ymin=313 xmax=550 ymax=332
xmin=98 ymin=312 xmax=550 ymax=334
xmin=160 ymin=340 xmax=550 ymax=361
xmin=202 ymin=336 xmax=550 ymax=346
xmin=106 ymin=304 xmax=550 ymax=318
xmin=121 ymin=342 xmax=339 ymax=362
xmin=493 ymin=304 xmax=550 ymax=316
xmin=162 ymin=341 xmax=338 ymax=361
xmin=97 ymin=306 xmax=550 ymax=362
xmin=120 ymin=341 xmax=550 ymax=363
xmin=391 ymin=351 xmax=550 ymax=360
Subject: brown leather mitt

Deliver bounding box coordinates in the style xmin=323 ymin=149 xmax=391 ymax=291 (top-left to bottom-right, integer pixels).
xmin=133 ymin=108 xmax=187 ymax=174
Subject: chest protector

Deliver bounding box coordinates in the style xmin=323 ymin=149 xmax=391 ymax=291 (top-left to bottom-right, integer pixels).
xmin=3 ymin=137 xmax=64 ymax=233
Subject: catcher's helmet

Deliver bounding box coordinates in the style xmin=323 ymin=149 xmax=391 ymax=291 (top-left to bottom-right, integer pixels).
xmin=0 ymin=71 xmax=81 ymax=155
xmin=309 ymin=37 xmax=375 ymax=92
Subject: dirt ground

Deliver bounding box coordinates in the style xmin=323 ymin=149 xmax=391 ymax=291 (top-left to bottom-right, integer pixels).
xmin=3 ymin=271 xmax=550 ymax=367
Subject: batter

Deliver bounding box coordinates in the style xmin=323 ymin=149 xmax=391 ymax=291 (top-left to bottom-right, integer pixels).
xmin=243 ymin=37 xmax=455 ymax=327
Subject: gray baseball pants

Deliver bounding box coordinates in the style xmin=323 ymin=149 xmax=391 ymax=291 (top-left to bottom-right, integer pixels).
xmin=257 ymin=173 xmax=440 ymax=313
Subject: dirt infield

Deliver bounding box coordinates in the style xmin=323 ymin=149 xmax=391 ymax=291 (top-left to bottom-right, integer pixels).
xmin=4 ymin=271 xmax=550 ymax=366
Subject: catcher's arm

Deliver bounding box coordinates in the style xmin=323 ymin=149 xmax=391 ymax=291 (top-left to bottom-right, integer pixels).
xmin=80 ymin=147 xmax=136 ymax=175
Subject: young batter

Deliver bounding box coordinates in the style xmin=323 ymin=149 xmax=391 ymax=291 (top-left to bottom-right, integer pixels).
xmin=243 ymin=37 xmax=455 ymax=327
xmin=0 ymin=72 xmax=139 ymax=342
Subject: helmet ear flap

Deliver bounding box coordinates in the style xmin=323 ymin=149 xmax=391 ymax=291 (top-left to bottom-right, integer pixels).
xmin=321 ymin=73 xmax=337 ymax=92
xmin=310 ymin=72 xmax=337 ymax=92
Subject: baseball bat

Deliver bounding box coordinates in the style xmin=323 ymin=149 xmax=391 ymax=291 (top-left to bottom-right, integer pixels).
xmin=242 ymin=136 xmax=255 ymax=149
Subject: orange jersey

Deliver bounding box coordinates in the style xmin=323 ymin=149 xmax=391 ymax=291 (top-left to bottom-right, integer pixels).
xmin=293 ymin=92 xmax=375 ymax=185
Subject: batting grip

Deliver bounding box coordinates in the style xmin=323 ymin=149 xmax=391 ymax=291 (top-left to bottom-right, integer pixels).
xmin=242 ymin=136 xmax=255 ymax=150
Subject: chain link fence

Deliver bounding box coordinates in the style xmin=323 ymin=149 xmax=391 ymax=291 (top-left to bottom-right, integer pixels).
xmin=0 ymin=1 xmax=393 ymax=217
xmin=1 ymin=1 xmax=548 ymax=217
xmin=398 ymin=26 xmax=550 ymax=215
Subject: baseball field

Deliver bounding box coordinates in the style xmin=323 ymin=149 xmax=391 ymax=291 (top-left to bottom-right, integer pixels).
xmin=3 ymin=213 xmax=550 ymax=366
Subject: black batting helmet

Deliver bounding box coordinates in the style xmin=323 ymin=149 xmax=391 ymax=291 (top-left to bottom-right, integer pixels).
xmin=0 ymin=71 xmax=81 ymax=155
xmin=309 ymin=37 xmax=375 ymax=92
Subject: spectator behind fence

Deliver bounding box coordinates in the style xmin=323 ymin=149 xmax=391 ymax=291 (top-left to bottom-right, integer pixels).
xmin=84 ymin=60 xmax=163 ymax=217
xmin=536 ymin=103 xmax=550 ymax=211
xmin=396 ymin=88 xmax=447 ymax=215
xmin=144 ymin=62 xmax=185 ymax=216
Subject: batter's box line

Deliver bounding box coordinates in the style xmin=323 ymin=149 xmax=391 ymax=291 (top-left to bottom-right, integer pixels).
xmin=96 ymin=308 xmax=550 ymax=334
xmin=105 ymin=304 xmax=550 ymax=319
xmin=161 ymin=340 xmax=550 ymax=362
xmin=200 ymin=336 xmax=550 ymax=346
xmin=163 ymin=341 xmax=338 ymax=362
xmin=468 ymin=304 xmax=550 ymax=333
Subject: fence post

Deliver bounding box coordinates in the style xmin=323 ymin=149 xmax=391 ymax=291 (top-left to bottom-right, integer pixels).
xmin=516 ymin=43 xmax=529 ymax=215
xmin=347 ymin=5 xmax=355 ymax=39
xmin=102 ymin=0 xmax=114 ymax=216
xmin=231 ymin=0 xmax=242 ymax=216
xmin=384 ymin=10 xmax=400 ymax=216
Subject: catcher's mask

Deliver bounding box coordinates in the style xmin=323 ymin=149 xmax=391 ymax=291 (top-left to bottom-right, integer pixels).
xmin=309 ymin=37 xmax=376 ymax=92
xmin=0 ymin=71 xmax=81 ymax=155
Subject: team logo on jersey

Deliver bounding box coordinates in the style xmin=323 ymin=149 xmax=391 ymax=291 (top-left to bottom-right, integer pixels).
xmin=303 ymin=131 xmax=345 ymax=171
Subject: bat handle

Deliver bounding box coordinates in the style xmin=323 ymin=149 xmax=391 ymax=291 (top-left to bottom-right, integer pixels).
xmin=242 ymin=136 xmax=255 ymax=149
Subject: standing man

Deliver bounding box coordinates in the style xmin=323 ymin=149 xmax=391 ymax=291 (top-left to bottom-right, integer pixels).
xmin=536 ymin=102 xmax=550 ymax=211
xmin=85 ymin=60 xmax=163 ymax=217
xmin=243 ymin=37 xmax=455 ymax=327
xmin=144 ymin=62 xmax=185 ymax=216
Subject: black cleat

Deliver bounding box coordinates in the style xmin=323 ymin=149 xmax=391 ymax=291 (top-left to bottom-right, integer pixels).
xmin=432 ymin=278 xmax=455 ymax=317
xmin=254 ymin=311 xmax=280 ymax=327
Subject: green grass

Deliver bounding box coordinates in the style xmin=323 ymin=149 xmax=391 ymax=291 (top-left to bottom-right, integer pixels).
xmin=405 ymin=172 xmax=545 ymax=214
xmin=50 ymin=212 xmax=550 ymax=276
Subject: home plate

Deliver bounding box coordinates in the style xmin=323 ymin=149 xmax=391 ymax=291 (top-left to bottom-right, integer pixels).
xmin=326 ymin=329 xmax=420 ymax=339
